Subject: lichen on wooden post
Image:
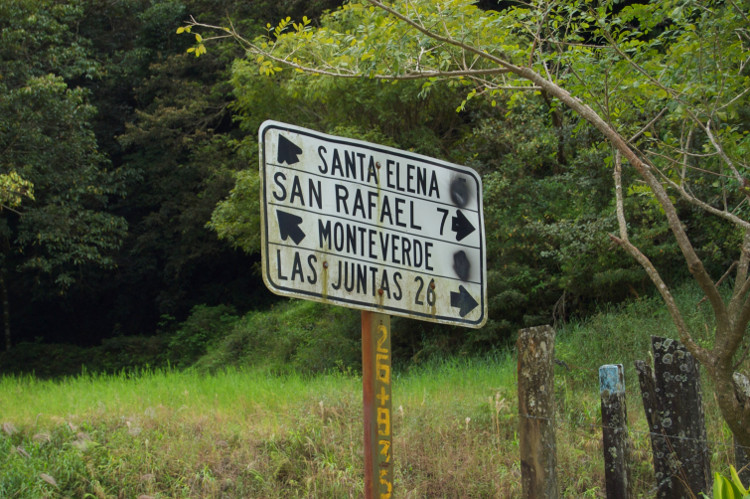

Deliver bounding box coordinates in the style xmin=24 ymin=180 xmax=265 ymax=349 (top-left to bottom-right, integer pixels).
xmin=635 ymin=336 xmax=711 ymax=498
xmin=518 ymin=325 xmax=558 ymax=499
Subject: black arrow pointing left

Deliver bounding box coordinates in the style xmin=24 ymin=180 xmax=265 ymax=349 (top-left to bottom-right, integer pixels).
xmin=277 ymin=210 xmax=306 ymax=245
xmin=450 ymin=285 xmax=479 ymax=318
xmin=277 ymin=134 xmax=302 ymax=165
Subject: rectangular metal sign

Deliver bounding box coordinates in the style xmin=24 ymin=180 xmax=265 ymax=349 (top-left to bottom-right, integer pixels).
xmin=259 ymin=120 xmax=487 ymax=327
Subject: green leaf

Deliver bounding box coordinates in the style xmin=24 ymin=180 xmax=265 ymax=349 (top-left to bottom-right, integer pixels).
xmin=713 ymin=471 xmax=726 ymax=498
xmin=730 ymin=466 xmax=749 ymax=495
xmin=714 ymin=468 xmax=750 ymax=499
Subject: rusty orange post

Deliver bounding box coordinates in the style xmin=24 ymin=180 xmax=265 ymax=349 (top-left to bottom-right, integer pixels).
xmin=362 ymin=310 xmax=393 ymax=499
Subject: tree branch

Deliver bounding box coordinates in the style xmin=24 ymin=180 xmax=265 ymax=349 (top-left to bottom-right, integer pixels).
xmin=656 ymin=165 xmax=750 ymax=231
xmin=613 ymin=150 xmax=629 ymax=242
xmin=608 ymin=234 xmax=709 ymax=365
xmin=705 ymin=120 xmax=750 ymax=201
xmin=697 ymin=261 xmax=737 ymax=308
xmin=628 ymin=107 xmax=668 ymax=143
xmin=364 ymin=0 xmax=521 ymax=73
xmin=361 ymin=0 xmax=732 ymax=338
xmin=188 ymin=18 xmax=513 ymax=82
xmin=733 ymin=229 xmax=750 ymax=303
xmin=728 ymin=231 xmax=750 ymax=355
xmin=614 ymin=150 xmax=711 ymax=365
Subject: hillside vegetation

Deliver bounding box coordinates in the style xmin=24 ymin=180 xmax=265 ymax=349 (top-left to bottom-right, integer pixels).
xmin=1 ymin=0 xmax=749 ymax=491
xmin=2 ymin=0 xmax=741 ymax=358
xmin=1 ymin=283 xmax=746 ymax=497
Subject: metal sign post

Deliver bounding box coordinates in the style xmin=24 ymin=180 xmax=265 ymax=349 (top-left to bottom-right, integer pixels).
xmin=258 ymin=121 xmax=487 ymax=497
xmin=362 ymin=310 xmax=393 ymax=499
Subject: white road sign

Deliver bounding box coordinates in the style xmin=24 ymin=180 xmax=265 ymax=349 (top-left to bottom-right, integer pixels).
xmin=259 ymin=120 xmax=487 ymax=327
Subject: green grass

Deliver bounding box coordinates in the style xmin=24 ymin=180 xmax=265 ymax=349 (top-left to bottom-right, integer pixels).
xmin=0 ymin=368 xmax=361 ymax=498
xmin=1 ymin=283 xmax=746 ymax=497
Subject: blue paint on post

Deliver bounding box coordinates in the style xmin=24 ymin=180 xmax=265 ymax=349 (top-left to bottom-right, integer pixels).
xmin=599 ymin=364 xmax=625 ymax=394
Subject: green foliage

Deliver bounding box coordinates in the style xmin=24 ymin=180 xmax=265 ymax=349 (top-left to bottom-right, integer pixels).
xmin=72 ymin=0 xmax=266 ymax=335
xmin=705 ymin=466 xmax=750 ymax=499
xmin=0 ymin=0 xmax=128 ymax=290
xmin=209 ymin=169 xmax=262 ymax=254
xmin=0 ymin=171 xmax=34 ymax=211
xmin=451 ymin=99 xmax=693 ymax=348
xmin=210 ymin=0 xmax=747 ymax=352
xmin=167 ymin=304 xmax=239 ymax=367
xmin=195 ymin=299 xmax=361 ymax=374
xmin=205 ymin=6 xmax=726 ymax=355
xmin=0 ymin=0 xmax=356 ymax=349
xmin=0 ymin=335 xmax=171 ymax=377
xmin=1 ymin=0 xmax=745 ymax=391
xmin=220 ymin=0 xmax=750 ymax=257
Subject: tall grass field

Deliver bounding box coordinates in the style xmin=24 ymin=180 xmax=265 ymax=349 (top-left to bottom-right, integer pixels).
xmin=1 ymin=284 xmax=746 ymax=497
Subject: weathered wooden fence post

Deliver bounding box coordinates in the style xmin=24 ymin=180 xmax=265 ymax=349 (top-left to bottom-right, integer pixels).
xmin=518 ymin=325 xmax=558 ymax=499
xmin=635 ymin=336 xmax=711 ymax=498
xmin=599 ymin=364 xmax=632 ymax=499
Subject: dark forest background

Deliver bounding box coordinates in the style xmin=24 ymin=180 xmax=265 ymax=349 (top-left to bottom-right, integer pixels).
xmin=0 ymin=0 xmax=737 ymax=376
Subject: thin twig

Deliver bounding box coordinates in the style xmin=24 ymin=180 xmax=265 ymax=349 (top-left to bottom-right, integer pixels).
xmin=628 ymin=107 xmax=668 ymax=143
xmin=697 ymin=261 xmax=737 ymax=308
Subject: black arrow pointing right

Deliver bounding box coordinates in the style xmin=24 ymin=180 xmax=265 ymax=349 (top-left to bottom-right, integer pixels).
xmin=277 ymin=210 xmax=306 ymax=245
xmin=451 ymin=210 xmax=475 ymax=242
xmin=450 ymin=285 xmax=479 ymax=318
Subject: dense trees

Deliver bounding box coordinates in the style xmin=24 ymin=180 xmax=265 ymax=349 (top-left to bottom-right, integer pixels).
xmin=0 ymin=0 xmax=347 ymax=347
xmin=0 ymin=1 xmax=128 ymax=349
xmin=188 ymin=0 xmax=700 ymax=345
xmin=186 ymin=0 xmax=750 ymax=446
xmin=1 ymin=0 xmax=747 ymax=446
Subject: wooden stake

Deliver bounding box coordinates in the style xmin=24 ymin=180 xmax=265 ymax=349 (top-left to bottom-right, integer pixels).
xmin=518 ymin=325 xmax=558 ymax=499
xmin=636 ymin=337 xmax=710 ymax=498
xmin=599 ymin=364 xmax=632 ymax=499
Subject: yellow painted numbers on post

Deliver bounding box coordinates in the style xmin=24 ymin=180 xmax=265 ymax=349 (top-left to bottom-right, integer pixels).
xmin=375 ymin=322 xmax=392 ymax=498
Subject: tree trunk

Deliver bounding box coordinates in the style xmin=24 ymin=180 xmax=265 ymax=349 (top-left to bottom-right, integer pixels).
xmin=736 ymin=436 xmax=750 ymax=487
xmin=702 ymin=350 xmax=750 ymax=450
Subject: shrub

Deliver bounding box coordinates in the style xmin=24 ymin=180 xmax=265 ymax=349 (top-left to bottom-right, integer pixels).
xmin=167 ymin=304 xmax=239 ymax=367
xmin=195 ymin=299 xmax=360 ymax=374
xmin=0 ymin=335 xmax=171 ymax=377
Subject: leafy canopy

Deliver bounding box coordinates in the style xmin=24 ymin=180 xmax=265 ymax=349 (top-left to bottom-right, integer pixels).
xmin=184 ymin=0 xmax=750 ymax=447
xmin=0 ymin=0 xmax=127 ymax=288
